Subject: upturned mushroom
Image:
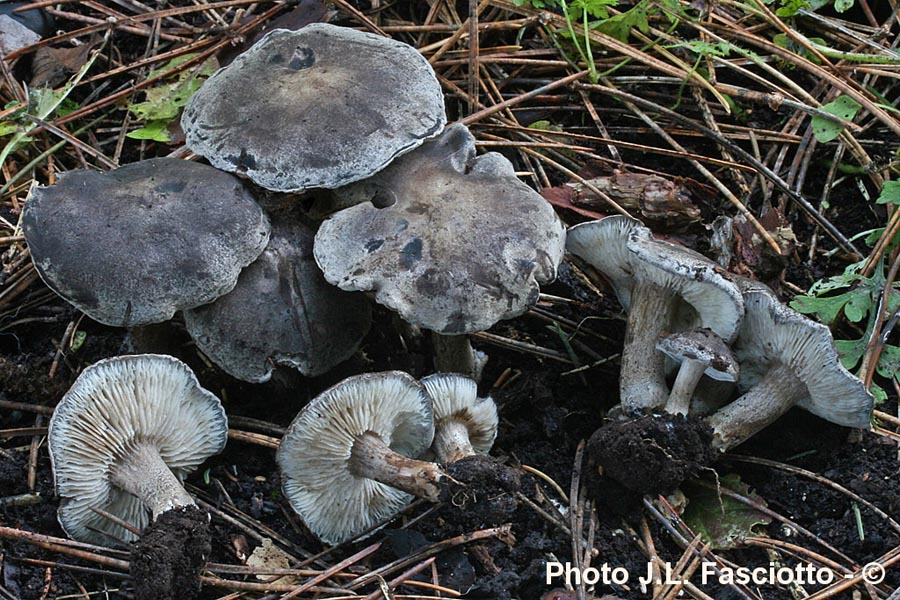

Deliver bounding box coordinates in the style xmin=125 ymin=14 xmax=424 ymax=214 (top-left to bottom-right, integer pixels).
xmin=566 ymin=216 xmax=743 ymax=413
xmin=48 ymin=354 xmax=228 ymax=599
xmin=706 ymin=279 xmax=873 ymax=450
xmin=22 ymin=158 xmax=270 ymax=327
xmin=181 ymin=23 xmax=446 ymax=193
xmin=656 ymin=328 xmax=738 ymax=416
xmin=421 ymin=373 xmax=498 ymax=463
xmin=183 ymin=219 xmax=371 ymax=383
xmin=277 ymin=371 xmax=445 ymax=545
xmin=314 ymin=123 xmax=566 ymax=378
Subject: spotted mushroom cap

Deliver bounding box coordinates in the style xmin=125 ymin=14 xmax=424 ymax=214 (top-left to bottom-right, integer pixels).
xmin=421 ymin=373 xmax=498 ymax=455
xmin=626 ymin=227 xmax=744 ymax=343
xmin=183 ymin=220 xmax=371 ymax=383
xmin=181 ymin=24 xmax=446 ymax=192
xmin=22 ymin=158 xmax=271 ymax=327
xmin=565 ymin=215 xmax=648 ymax=310
xmin=656 ymin=329 xmax=739 ymax=382
xmin=48 ymin=354 xmax=228 ymax=544
xmin=277 ymin=371 xmax=435 ymax=545
xmin=732 ymin=279 xmax=873 ymax=428
xmin=313 ymin=123 xmax=567 ymax=334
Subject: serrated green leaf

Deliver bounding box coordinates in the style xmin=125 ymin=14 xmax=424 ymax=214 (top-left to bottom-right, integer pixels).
xmin=682 ymin=474 xmax=771 ymax=550
xmin=126 ymin=120 xmax=171 ymax=142
xmin=877 ymin=180 xmax=900 ymax=205
xmin=595 ymin=0 xmax=650 ymax=42
xmin=812 ymin=95 xmax=862 ymax=143
xmin=126 ymin=54 xmax=218 ymax=136
xmin=790 ymin=288 xmax=870 ymax=324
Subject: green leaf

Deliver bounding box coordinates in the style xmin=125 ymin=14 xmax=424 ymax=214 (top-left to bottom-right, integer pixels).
xmin=126 ymin=54 xmax=218 ymax=136
xmin=876 ymin=344 xmax=900 ymax=383
xmin=834 ymin=337 xmax=866 ymax=371
xmin=870 ymin=382 xmax=887 ymax=405
xmin=595 ymin=0 xmax=650 ymax=42
xmin=682 ymin=474 xmax=772 ymax=550
xmin=791 ymin=290 xmax=863 ymax=324
xmin=775 ymin=0 xmax=809 ymax=17
xmin=876 ymin=180 xmax=900 ymax=205
xmin=126 ymin=120 xmax=171 ymax=142
xmin=834 ymin=0 xmax=854 ymax=11
xmin=69 ymin=331 xmax=87 ymax=353
xmin=812 ymin=95 xmax=862 ymax=143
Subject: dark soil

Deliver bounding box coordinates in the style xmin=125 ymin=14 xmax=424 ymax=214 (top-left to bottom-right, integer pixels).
xmin=129 ymin=505 xmax=210 ymax=600
xmin=586 ymin=414 xmax=718 ymax=516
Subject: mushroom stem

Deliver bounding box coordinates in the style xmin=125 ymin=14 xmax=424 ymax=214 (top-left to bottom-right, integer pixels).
xmin=620 ymin=279 xmax=675 ymax=413
xmin=349 ymin=432 xmax=444 ymax=501
xmin=432 ymin=419 xmax=476 ymax=463
xmin=109 ymin=442 xmax=196 ymax=520
xmin=432 ymin=333 xmax=484 ymax=380
xmin=665 ymin=359 xmax=708 ymax=416
xmin=706 ymin=363 xmax=807 ymax=451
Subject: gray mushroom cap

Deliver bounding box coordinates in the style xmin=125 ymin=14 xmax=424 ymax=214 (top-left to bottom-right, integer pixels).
xmin=656 ymin=329 xmax=738 ymax=382
xmin=48 ymin=354 xmax=227 ymax=544
xmin=565 ymin=215 xmax=648 ymax=310
xmin=22 ymin=158 xmax=271 ymax=327
xmin=277 ymin=372 xmax=436 ymax=545
xmin=181 ymin=24 xmax=446 ymax=193
xmin=422 ymin=373 xmax=498 ymax=459
xmin=183 ymin=219 xmax=371 ymax=383
xmin=313 ymin=123 xmax=567 ymax=334
xmin=626 ymin=228 xmax=744 ymax=342
xmin=732 ymin=279 xmax=873 ymax=428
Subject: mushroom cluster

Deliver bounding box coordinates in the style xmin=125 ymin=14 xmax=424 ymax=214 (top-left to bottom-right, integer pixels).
xmin=567 ymin=215 xmax=874 ymax=456
xmin=277 ymin=370 xmax=498 ymax=545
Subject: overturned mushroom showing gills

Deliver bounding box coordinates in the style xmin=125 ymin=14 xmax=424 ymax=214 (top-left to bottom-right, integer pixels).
xmin=182 ymin=24 xmax=446 ymax=193
xmin=314 ymin=123 xmax=566 ymax=377
xmin=277 ymin=372 xmax=443 ymax=545
xmin=566 ymin=217 xmax=743 ymax=413
xmin=22 ymin=158 xmax=270 ymax=327
xmin=183 ymin=219 xmax=371 ymax=383
xmin=656 ymin=329 xmax=738 ymax=416
xmin=48 ymin=354 xmax=227 ymax=600
xmin=422 ymin=373 xmax=498 ymax=463
xmin=706 ymin=279 xmax=874 ymax=451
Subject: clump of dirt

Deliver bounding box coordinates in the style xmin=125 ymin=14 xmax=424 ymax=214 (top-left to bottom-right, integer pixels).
xmin=129 ymin=505 xmax=211 ymax=600
xmin=440 ymin=456 xmax=522 ymax=527
xmin=587 ymin=413 xmax=717 ymax=515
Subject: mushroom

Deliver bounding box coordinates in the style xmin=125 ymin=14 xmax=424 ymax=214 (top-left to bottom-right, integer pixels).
xmin=48 ymin=354 xmax=227 ymax=599
xmin=181 ymin=24 xmax=446 ymax=193
xmin=313 ymin=123 xmax=567 ymax=378
xmin=421 ymin=373 xmax=498 ymax=463
xmin=22 ymin=158 xmax=270 ymax=327
xmin=183 ymin=218 xmax=371 ymax=383
xmin=656 ymin=328 xmax=738 ymax=416
xmin=566 ymin=216 xmax=743 ymax=414
xmin=277 ymin=371 xmax=445 ymax=545
xmin=706 ymin=278 xmax=873 ymax=450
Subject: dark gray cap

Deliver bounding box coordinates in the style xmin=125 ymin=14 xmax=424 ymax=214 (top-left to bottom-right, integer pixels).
xmin=313 ymin=123 xmax=566 ymax=334
xmin=657 ymin=329 xmax=738 ymax=382
xmin=183 ymin=220 xmax=371 ymax=383
xmin=23 ymin=158 xmax=270 ymax=327
xmin=181 ymin=24 xmax=447 ymax=193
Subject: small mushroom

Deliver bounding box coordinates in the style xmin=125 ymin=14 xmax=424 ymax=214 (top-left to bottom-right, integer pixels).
xmin=566 ymin=216 xmax=743 ymax=413
xmin=656 ymin=328 xmax=738 ymax=416
xmin=277 ymin=371 xmax=444 ymax=545
xmin=706 ymin=279 xmax=873 ymax=451
xmin=421 ymin=373 xmax=498 ymax=463
xmin=48 ymin=354 xmax=227 ymax=600
xmin=314 ymin=123 xmax=566 ymax=378
xmin=22 ymin=158 xmax=270 ymax=327
xmin=181 ymin=24 xmax=446 ymax=193
xmin=183 ymin=219 xmax=371 ymax=383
